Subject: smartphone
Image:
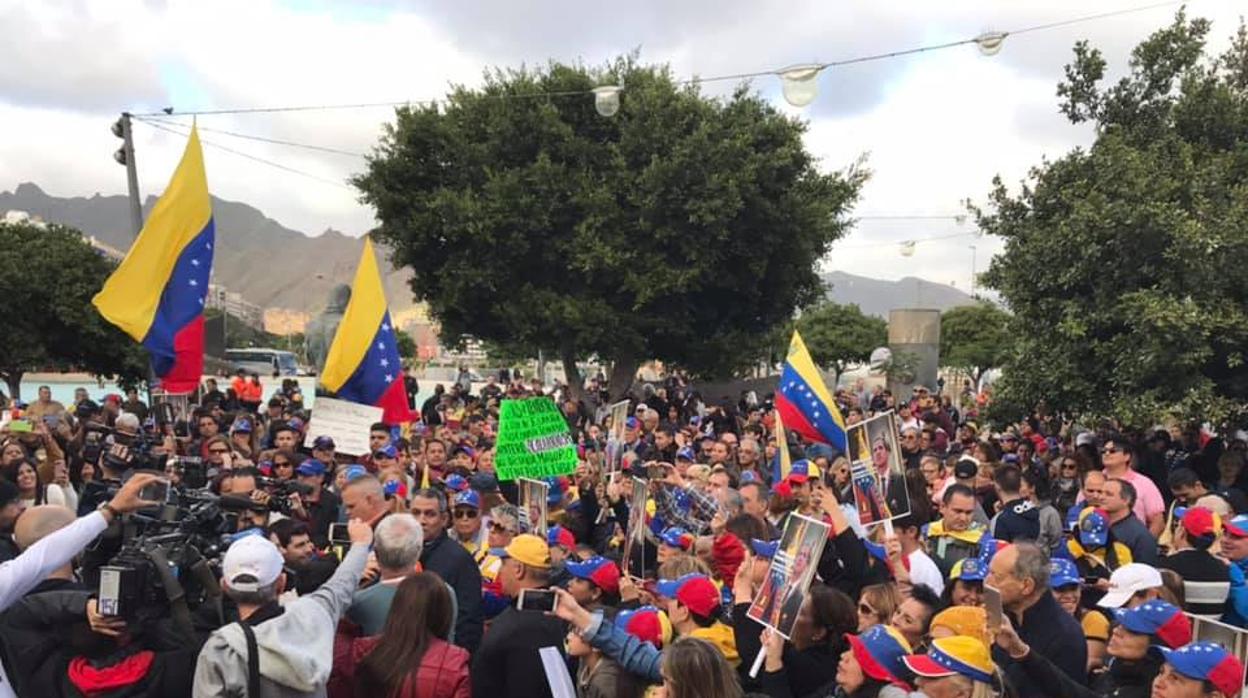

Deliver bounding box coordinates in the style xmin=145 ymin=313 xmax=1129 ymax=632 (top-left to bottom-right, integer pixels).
xmin=983 ymin=584 xmax=1003 ymax=631
xmin=328 ymin=523 xmax=351 ymax=546
xmin=138 ymin=478 xmax=170 ymax=504
xmin=518 ymin=588 xmax=557 ymax=612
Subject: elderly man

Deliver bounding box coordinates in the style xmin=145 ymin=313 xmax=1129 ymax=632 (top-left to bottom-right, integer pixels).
xmin=987 ymin=541 xmax=1087 ymax=697
xmin=346 ymin=513 xmax=425 ymax=634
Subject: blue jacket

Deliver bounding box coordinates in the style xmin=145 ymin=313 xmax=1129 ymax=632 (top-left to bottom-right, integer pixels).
xmin=1223 ymin=557 xmax=1248 ymax=627
xmin=584 ymin=613 xmax=663 ymax=683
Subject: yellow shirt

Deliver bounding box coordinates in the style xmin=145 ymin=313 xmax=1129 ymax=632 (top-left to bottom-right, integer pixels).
xmin=1081 ymin=608 xmax=1110 ymax=642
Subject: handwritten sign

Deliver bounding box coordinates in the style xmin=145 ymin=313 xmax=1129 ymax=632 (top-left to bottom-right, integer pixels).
xmin=302 ymin=397 xmax=383 ymax=456
xmin=495 ymin=397 xmax=578 ymax=481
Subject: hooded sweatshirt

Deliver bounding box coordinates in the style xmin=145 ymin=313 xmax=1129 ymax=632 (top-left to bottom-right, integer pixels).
xmin=192 ymin=543 xmax=369 ymax=698
xmin=689 ymin=621 xmax=740 ymax=668
xmin=991 ymin=497 xmax=1040 ymax=543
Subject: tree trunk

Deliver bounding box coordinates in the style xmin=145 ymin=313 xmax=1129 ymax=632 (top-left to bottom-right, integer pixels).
xmin=3 ymin=372 xmax=21 ymax=403
xmin=560 ymin=343 xmax=587 ymax=405
xmin=607 ymin=353 xmax=639 ymax=401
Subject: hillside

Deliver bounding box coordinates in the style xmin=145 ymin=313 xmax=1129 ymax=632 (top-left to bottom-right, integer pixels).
xmin=821 ymin=270 xmax=975 ymax=318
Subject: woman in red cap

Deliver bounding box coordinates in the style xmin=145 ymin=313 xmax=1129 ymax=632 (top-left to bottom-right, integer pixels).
xmin=758 ymin=623 xmax=913 ymax=698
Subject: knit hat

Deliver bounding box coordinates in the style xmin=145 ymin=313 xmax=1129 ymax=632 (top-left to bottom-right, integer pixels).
xmin=846 ymin=625 xmax=912 ymax=686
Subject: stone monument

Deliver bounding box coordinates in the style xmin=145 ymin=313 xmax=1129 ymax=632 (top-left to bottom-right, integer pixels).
xmin=305 ymin=284 xmax=351 ymax=373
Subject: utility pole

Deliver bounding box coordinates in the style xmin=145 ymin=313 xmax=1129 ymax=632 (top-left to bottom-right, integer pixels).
xmin=111 ymin=113 xmax=143 ymax=238
xmin=969 ymin=245 xmax=978 ymax=298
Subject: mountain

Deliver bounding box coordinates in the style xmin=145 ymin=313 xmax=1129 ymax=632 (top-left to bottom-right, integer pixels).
xmin=821 ymin=270 xmax=975 ymax=318
xmin=0 ymin=182 xmax=415 ymax=314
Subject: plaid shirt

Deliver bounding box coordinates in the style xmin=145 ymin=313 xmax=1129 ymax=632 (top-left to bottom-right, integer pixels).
xmin=653 ymin=482 xmax=719 ymax=535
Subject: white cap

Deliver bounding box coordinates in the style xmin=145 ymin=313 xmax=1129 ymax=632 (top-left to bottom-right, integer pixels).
xmin=1075 ymin=432 xmax=1097 ymax=448
xmin=222 ymin=533 xmax=284 ymax=592
xmin=1097 ymin=563 xmax=1163 ymax=609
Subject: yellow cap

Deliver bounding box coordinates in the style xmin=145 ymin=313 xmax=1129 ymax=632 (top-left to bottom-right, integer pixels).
xmin=502 ymin=533 xmax=551 ymax=569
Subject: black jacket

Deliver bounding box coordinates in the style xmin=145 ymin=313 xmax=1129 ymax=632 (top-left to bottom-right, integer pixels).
xmin=421 ymin=530 xmax=484 ymax=654
xmin=470 ymin=605 xmax=567 ymax=698
xmin=1019 ymin=645 xmax=1160 ymax=698
xmin=993 ymin=498 xmax=1041 ymax=542
xmin=994 ymin=592 xmax=1087 ymax=698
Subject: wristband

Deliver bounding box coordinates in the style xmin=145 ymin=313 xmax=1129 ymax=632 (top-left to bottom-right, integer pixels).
xmin=98 ymin=502 xmax=121 ymax=521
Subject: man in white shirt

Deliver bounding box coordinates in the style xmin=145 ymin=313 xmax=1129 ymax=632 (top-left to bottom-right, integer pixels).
xmin=895 ymin=514 xmax=944 ymax=595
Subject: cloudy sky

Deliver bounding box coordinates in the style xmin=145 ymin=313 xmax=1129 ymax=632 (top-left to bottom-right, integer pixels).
xmin=2 ymin=0 xmax=1242 ymax=291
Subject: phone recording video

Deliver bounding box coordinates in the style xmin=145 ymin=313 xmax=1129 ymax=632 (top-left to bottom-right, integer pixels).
xmin=518 ymin=588 xmax=557 ymax=613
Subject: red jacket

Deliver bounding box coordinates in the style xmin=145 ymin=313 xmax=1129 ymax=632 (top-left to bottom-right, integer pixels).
xmin=330 ymin=634 xmax=470 ymax=698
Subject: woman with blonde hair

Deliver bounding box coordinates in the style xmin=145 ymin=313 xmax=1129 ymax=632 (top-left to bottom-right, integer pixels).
xmin=856 ymin=583 xmax=900 ymax=632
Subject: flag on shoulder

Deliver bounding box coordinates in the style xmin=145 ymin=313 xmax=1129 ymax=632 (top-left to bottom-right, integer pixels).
xmin=92 ymin=125 xmax=213 ymax=394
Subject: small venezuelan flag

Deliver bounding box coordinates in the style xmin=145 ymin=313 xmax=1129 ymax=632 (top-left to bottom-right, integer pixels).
xmin=92 ymin=125 xmax=213 ymax=394
xmin=320 ymin=237 xmax=414 ymax=424
xmin=774 ymin=330 xmax=847 ymax=453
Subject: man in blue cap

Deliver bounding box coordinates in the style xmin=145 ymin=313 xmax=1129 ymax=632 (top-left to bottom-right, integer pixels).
xmin=295 ymin=458 xmax=339 ymax=547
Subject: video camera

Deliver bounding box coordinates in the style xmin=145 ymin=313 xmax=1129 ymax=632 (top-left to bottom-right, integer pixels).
xmin=254 ymin=476 xmax=314 ymax=516
xmin=99 ymin=429 xmax=164 ymax=474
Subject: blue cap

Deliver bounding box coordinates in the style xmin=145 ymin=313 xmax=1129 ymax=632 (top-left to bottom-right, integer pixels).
xmin=1225 ymin=513 xmax=1248 ymax=537
xmin=750 ymin=538 xmax=778 ymax=559
xmin=471 ymin=472 xmax=499 ymax=494
xmin=312 ymin=435 xmax=335 ymax=450
xmin=787 ymin=459 xmax=811 ymax=482
xmin=453 ymin=490 xmax=481 ymax=509
xmin=676 ymin=446 xmax=696 ymax=461
xmin=1158 ymin=642 xmax=1245 ymax=696
xmin=1114 ymin=601 xmax=1191 ymax=648
xmin=444 ymin=474 xmax=469 ymax=492
xmin=373 ymin=444 xmax=398 ymax=460
xmin=1065 ymin=503 xmax=1086 ymax=532
xmin=232 ymin=418 xmax=253 ymax=433
xmin=1049 ymin=558 xmax=1080 ymax=588
xmin=625 ymin=416 xmax=640 ymax=429
xmin=296 ymin=459 xmax=327 ymax=478
xmin=740 ymin=470 xmax=761 ymax=484
xmin=342 ymin=464 xmax=368 ymax=482
xmin=1002 ymin=454 xmax=1019 ymax=465
xmin=1078 ymin=508 xmax=1109 ymax=548
xmin=952 ymin=556 xmax=988 ymax=582
xmin=659 ymin=527 xmax=693 ymax=550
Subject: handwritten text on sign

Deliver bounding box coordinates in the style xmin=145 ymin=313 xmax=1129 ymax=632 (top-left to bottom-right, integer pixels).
xmin=495 ymin=397 xmax=578 ymax=481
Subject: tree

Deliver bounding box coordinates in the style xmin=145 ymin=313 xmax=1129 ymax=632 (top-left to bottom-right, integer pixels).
xmin=0 ymin=222 xmax=148 ymax=399
xmin=395 ymin=331 xmax=417 ymax=361
xmin=354 ymin=56 xmax=865 ymax=400
xmin=790 ymin=302 xmax=887 ymax=381
xmin=977 ymin=13 xmax=1248 ymax=425
xmin=939 ymin=303 xmax=1012 ymax=385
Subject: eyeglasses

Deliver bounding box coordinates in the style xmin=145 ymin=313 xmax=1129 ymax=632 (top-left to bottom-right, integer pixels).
xmin=454 ymin=509 xmax=479 ymax=519
xmin=858 ymin=603 xmax=876 ymax=616
xmin=274 ymin=461 xmax=292 ymax=468
xmin=1101 ymin=447 xmax=1122 ymax=455
xmin=490 ymin=522 xmax=515 ymax=534
xmin=209 ymin=448 xmax=230 ymax=454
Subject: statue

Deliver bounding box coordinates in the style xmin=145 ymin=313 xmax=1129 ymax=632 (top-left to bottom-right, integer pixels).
xmin=305 ymin=284 xmax=351 ymax=374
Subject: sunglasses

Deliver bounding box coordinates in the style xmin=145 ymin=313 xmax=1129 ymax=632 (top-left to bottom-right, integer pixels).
xmin=858 ymin=603 xmax=876 ymax=616
xmin=454 ymin=509 xmax=479 ymax=519
xmin=1101 ymin=447 xmax=1122 ymax=455
xmin=490 ymin=522 xmax=515 ymax=534
xmin=209 ymin=448 xmax=230 ymax=454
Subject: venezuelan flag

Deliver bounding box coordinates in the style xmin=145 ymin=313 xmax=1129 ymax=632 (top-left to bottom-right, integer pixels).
xmin=771 ymin=410 xmax=793 ymax=482
xmin=92 ymin=125 xmax=213 ymax=394
xmin=775 ymin=330 xmax=847 ymax=453
xmin=320 ymin=237 xmax=413 ymax=424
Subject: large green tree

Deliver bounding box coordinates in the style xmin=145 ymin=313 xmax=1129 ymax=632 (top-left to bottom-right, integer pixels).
xmin=791 ymin=302 xmax=887 ymax=380
xmin=977 ymin=13 xmax=1248 ymax=425
xmin=940 ymin=303 xmax=1012 ymax=385
xmin=355 ymin=57 xmax=865 ymax=398
xmin=0 ymin=222 xmax=148 ymax=398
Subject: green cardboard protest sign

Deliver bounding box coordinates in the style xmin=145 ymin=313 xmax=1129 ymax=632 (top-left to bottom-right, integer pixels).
xmin=494 ymin=397 xmax=578 ymax=481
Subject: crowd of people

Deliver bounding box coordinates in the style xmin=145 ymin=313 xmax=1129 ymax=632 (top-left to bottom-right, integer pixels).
xmin=1 ymin=369 xmax=1247 ymax=698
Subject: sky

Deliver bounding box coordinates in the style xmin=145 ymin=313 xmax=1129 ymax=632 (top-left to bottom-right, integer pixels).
xmin=1 ymin=0 xmax=1244 ymax=291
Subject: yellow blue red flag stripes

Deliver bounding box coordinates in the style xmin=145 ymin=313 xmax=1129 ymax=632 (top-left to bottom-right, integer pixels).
xmin=92 ymin=125 xmax=212 ymax=394
xmin=775 ymin=330 xmax=847 ymax=453
xmin=771 ymin=410 xmax=794 ymax=483
xmin=320 ymin=237 xmax=413 ymax=424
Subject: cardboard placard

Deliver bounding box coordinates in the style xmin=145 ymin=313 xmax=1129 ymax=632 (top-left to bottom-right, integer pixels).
xmin=302 ymin=397 xmax=384 ymax=456
xmin=747 ymin=513 xmax=831 ymax=638
xmin=604 ymin=399 xmax=631 ymax=473
xmin=847 ymin=411 xmax=911 ymax=527
xmin=518 ymin=477 xmax=551 ymax=537
xmin=495 ymin=397 xmax=578 ymax=481
xmin=621 ymin=476 xmax=650 ymax=578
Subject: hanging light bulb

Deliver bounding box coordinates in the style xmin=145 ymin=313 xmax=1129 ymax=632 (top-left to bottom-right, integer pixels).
xmin=778 ymin=64 xmax=823 ymax=108
xmin=899 ymin=241 xmax=916 ymax=257
xmin=974 ymin=31 xmax=1007 ymax=56
xmin=593 ymin=86 xmax=622 ymax=117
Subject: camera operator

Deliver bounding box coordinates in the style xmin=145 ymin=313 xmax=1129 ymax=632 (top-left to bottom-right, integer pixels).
xmin=193 ymin=517 xmax=374 ymax=697
xmin=0 ymin=473 xmax=164 ymax=697
xmin=77 ymin=413 xmax=157 ymax=516
xmin=292 ymin=458 xmax=339 ymax=548
xmin=219 ymin=468 xmax=273 ymax=533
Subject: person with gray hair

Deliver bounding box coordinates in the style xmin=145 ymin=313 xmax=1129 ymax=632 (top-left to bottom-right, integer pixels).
xmin=987 ymin=541 xmax=1087 ymax=697
xmin=346 ymin=513 xmax=453 ymax=636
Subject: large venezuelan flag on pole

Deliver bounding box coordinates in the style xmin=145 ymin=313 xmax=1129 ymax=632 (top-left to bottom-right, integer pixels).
xmin=93 ymin=126 xmax=213 ymax=394
xmin=775 ymin=330 xmax=848 ymax=454
xmin=320 ymin=237 xmax=413 ymax=424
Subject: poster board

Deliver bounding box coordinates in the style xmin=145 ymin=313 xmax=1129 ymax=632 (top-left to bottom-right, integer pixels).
xmin=747 ymin=513 xmax=831 ymax=638
xmin=494 ymin=397 xmax=578 ymax=481
xmin=621 ymin=476 xmax=650 ymax=579
xmin=518 ymin=477 xmax=551 ymax=537
xmin=302 ymin=397 xmax=383 ymax=456
xmin=604 ymin=399 xmax=631 ymax=473
xmin=847 ymin=411 xmax=910 ymax=527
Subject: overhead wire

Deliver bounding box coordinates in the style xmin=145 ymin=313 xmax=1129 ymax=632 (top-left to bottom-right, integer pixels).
xmin=139 ymin=116 xmax=367 ymax=158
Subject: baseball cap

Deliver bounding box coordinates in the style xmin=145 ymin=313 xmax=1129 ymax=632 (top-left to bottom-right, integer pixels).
xmin=659 ymin=527 xmax=694 ymax=551
xmin=547 ymin=524 xmax=576 ymax=550
xmin=312 ymin=435 xmax=336 ymax=450
xmin=1098 ymin=563 xmax=1164 ymax=609
xmin=1075 ymin=432 xmax=1097 ymax=448
xmin=655 ymin=574 xmax=720 ymax=617
xmin=565 ymin=556 xmax=621 ymax=595
xmin=471 ymin=472 xmax=500 ymax=494
xmin=676 ymin=446 xmax=696 ymax=462
xmin=1049 ymin=558 xmax=1081 ymax=588
xmin=903 ymin=635 xmax=994 ymax=684
xmin=953 ymin=456 xmax=979 ymax=480
xmin=296 ymin=459 xmax=327 ymax=478
xmin=342 ymin=464 xmax=369 ymax=483
xmin=222 ymin=534 xmax=284 ymax=593
xmin=787 ymin=459 xmax=811 ymax=483
xmin=1000 ymin=432 xmax=1018 ymax=442
xmin=499 ymin=533 xmax=551 ymax=569
xmin=453 ymin=490 xmax=481 ymax=510
xmin=846 ymin=625 xmax=912 ymax=685
xmin=231 ymin=418 xmax=253 ymax=434
xmin=444 ymin=474 xmax=469 ymax=493
xmin=750 ymin=538 xmax=779 ymax=559
xmin=1114 ymin=600 xmax=1192 ymax=649
xmin=614 ymin=606 xmax=673 ymax=648
xmin=1224 ymin=513 xmax=1248 ymax=537
xmin=1158 ymin=642 xmax=1245 ymax=697
xmin=625 ymin=417 xmax=640 ymax=430
xmin=1181 ymin=507 xmax=1222 ymax=542
xmin=373 ymin=444 xmax=398 ymax=460
xmin=950 ymin=557 xmax=987 ymax=582
xmin=929 ymin=607 xmax=991 ymax=647
xmin=1078 ymin=508 xmax=1110 ymax=549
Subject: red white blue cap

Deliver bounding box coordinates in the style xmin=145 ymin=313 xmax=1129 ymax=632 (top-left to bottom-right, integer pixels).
xmin=659 ymin=527 xmax=694 ymax=550
xmin=1159 ymin=642 xmax=1245 ymax=697
xmin=787 ymin=459 xmax=811 ymax=483
xmin=1224 ymin=513 xmax=1248 ymax=538
xmin=847 ymin=625 xmax=912 ymax=687
xmin=547 ymin=524 xmax=576 ymax=550
xmin=443 ymin=474 xmax=470 ymax=493
xmin=655 ymin=573 xmax=720 ymax=617
xmin=614 ymin=605 xmax=672 ymax=648
xmin=565 ymin=555 xmax=621 ymax=595
xmin=1113 ymin=600 xmax=1192 ymax=649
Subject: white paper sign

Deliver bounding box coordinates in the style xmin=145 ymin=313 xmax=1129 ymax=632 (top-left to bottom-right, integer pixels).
xmin=302 ymin=397 xmax=383 ymax=456
xmin=539 ymin=646 xmax=576 ymax=698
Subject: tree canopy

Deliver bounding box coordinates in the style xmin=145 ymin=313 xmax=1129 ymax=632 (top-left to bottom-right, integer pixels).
xmin=354 ymin=56 xmax=865 ymax=397
xmin=0 ymin=222 xmax=148 ymax=399
xmin=977 ymin=13 xmax=1248 ymax=425
xmin=939 ymin=303 xmax=1011 ymax=384
xmin=792 ymin=302 xmax=887 ymax=378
